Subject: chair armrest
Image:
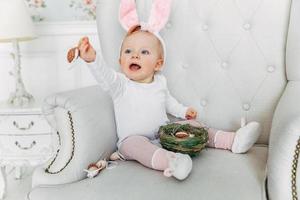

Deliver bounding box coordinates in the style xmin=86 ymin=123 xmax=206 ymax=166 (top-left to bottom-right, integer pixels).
xmin=268 ymin=81 xmax=300 ymax=200
xmin=32 ymin=85 xmax=117 ymax=187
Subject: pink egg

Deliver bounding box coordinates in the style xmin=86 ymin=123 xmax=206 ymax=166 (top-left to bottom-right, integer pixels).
xmin=175 ymin=131 xmax=189 ymax=138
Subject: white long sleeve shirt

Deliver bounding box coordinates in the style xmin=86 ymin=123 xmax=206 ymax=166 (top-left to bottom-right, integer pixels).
xmin=87 ymin=54 xmax=188 ymax=146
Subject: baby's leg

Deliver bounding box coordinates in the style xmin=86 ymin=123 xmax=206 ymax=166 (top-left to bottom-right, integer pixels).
xmin=175 ymin=120 xmax=236 ymax=151
xmin=175 ymin=120 xmax=261 ymax=153
xmin=119 ymin=135 xmax=192 ymax=180
xmin=119 ymin=135 xmax=167 ymax=169
xmin=207 ymin=128 xmax=235 ymax=150
xmin=207 ymin=122 xmax=261 ymax=153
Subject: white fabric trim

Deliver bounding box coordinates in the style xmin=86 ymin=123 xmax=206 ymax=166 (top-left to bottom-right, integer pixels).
xmin=151 ymin=148 xmax=162 ymax=169
xmin=214 ymin=130 xmax=221 ymax=145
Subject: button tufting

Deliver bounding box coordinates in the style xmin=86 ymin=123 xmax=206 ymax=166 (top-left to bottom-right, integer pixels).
xmin=166 ymin=22 xmax=172 ymax=29
xmin=202 ymin=24 xmax=209 ymax=31
xmin=267 ymin=65 xmax=275 ymax=73
xmin=181 ymin=63 xmax=188 ymax=69
xmin=243 ymin=23 xmax=251 ymax=30
xmin=201 ymin=100 xmax=207 ymax=107
xmin=242 ymin=103 xmax=251 ymax=111
xmin=221 ymin=61 xmax=229 ymax=69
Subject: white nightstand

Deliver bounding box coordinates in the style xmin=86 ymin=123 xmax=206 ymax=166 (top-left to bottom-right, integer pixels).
xmin=0 ymin=103 xmax=53 ymax=199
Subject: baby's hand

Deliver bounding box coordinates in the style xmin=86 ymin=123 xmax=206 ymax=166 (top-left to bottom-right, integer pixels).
xmin=185 ymin=107 xmax=197 ymax=120
xmin=78 ymin=37 xmax=96 ymax=63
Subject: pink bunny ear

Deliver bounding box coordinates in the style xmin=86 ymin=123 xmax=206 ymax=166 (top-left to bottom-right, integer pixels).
xmin=147 ymin=0 xmax=172 ymax=33
xmin=119 ymin=0 xmax=140 ymax=31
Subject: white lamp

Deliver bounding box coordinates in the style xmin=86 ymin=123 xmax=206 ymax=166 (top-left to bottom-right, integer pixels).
xmin=0 ymin=0 xmax=37 ymax=107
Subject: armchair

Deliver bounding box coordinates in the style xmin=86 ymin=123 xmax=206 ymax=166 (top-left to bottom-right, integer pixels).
xmin=28 ymin=0 xmax=299 ymax=199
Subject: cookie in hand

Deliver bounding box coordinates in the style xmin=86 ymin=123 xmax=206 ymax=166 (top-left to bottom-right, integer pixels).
xmin=67 ymin=47 xmax=79 ymax=63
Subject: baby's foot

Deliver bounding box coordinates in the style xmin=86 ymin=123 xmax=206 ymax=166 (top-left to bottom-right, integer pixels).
xmin=84 ymin=160 xmax=107 ymax=178
xmin=231 ymin=122 xmax=262 ymax=153
xmin=163 ymin=153 xmax=193 ymax=180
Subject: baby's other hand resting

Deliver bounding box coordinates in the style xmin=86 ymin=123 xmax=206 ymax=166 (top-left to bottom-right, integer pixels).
xmin=185 ymin=107 xmax=197 ymax=120
xmin=78 ymin=37 xmax=96 ymax=63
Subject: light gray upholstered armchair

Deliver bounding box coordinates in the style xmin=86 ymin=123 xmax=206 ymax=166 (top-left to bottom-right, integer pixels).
xmin=28 ymin=0 xmax=300 ymax=199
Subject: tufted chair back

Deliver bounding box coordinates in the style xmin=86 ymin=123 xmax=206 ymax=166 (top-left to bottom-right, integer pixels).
xmin=96 ymin=0 xmax=291 ymax=144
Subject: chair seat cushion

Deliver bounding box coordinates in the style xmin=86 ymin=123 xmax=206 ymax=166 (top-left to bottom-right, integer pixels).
xmin=28 ymin=146 xmax=267 ymax=200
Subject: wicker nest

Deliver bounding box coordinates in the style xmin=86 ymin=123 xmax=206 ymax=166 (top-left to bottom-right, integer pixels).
xmin=159 ymin=123 xmax=208 ymax=157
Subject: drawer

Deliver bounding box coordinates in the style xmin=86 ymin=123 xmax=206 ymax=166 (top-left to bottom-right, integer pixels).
xmin=0 ymin=134 xmax=53 ymax=157
xmin=0 ymin=114 xmax=51 ymax=134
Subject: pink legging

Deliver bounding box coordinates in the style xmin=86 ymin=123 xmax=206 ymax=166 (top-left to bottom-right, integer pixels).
xmin=119 ymin=128 xmax=235 ymax=171
xmin=119 ymin=135 xmax=169 ymax=170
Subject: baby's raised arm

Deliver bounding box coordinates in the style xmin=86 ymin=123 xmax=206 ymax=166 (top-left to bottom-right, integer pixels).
xmin=77 ymin=37 xmax=126 ymax=99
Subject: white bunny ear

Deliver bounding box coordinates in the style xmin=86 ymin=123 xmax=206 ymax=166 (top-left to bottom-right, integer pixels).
xmin=147 ymin=0 xmax=172 ymax=33
xmin=119 ymin=0 xmax=140 ymax=31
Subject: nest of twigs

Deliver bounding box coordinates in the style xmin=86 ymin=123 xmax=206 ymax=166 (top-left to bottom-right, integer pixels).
xmin=159 ymin=123 xmax=209 ymax=157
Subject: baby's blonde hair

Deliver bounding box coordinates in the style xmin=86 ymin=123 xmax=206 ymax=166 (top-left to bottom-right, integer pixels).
xmin=120 ymin=25 xmax=164 ymax=59
xmin=126 ymin=24 xmax=142 ymax=36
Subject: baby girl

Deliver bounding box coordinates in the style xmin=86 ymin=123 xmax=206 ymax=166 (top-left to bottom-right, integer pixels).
xmin=75 ymin=0 xmax=261 ymax=180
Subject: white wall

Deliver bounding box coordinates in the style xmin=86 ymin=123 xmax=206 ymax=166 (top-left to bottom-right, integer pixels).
xmin=0 ymin=21 xmax=100 ymax=104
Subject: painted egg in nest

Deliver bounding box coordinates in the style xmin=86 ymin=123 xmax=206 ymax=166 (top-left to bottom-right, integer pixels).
xmin=175 ymin=131 xmax=189 ymax=138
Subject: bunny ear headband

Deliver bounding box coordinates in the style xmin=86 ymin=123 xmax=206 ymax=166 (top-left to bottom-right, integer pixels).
xmin=119 ymin=0 xmax=172 ymax=64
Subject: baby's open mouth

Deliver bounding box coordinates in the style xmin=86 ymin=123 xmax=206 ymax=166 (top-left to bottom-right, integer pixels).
xmin=129 ymin=63 xmax=141 ymax=71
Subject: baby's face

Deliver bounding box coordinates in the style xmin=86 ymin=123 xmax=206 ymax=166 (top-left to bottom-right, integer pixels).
xmin=119 ymin=31 xmax=163 ymax=83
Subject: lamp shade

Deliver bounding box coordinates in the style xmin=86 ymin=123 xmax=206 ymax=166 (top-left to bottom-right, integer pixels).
xmin=0 ymin=0 xmax=37 ymax=42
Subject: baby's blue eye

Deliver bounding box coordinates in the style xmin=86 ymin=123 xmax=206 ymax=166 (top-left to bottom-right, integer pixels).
xmin=124 ymin=49 xmax=131 ymax=54
xmin=141 ymin=49 xmax=150 ymax=55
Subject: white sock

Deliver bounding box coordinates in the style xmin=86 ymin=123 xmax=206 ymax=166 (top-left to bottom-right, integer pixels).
xmin=163 ymin=153 xmax=193 ymax=180
xmin=231 ymin=121 xmax=261 ymax=153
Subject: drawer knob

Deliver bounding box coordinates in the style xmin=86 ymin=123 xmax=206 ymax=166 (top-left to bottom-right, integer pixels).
xmin=15 ymin=140 xmax=36 ymax=150
xmin=13 ymin=121 xmax=34 ymax=130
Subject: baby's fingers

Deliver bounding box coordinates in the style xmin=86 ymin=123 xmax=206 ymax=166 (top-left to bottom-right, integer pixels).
xmin=83 ymin=44 xmax=90 ymax=53
xmin=192 ymin=111 xmax=198 ymax=118
xmin=78 ymin=37 xmax=88 ymax=52
xmin=193 ymin=110 xmax=197 ymax=116
xmin=78 ymin=37 xmax=89 ymax=46
xmin=186 ymin=110 xmax=197 ymax=119
xmin=79 ymin=43 xmax=89 ymax=54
